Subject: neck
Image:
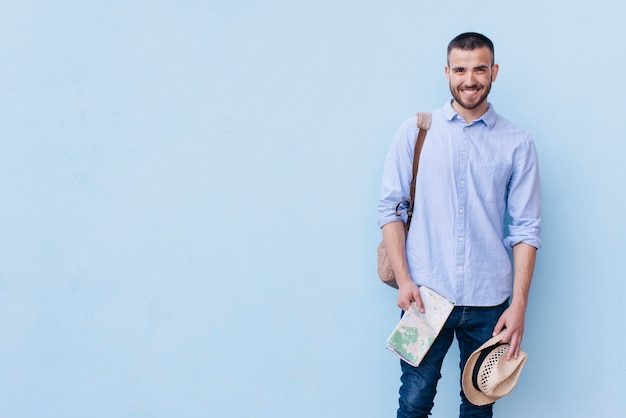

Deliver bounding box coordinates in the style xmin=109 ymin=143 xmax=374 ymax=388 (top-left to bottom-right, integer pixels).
xmin=452 ymin=101 xmax=489 ymax=124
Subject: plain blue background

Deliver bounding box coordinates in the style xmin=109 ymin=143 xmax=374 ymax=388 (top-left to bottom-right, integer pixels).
xmin=1 ymin=1 xmax=624 ymax=417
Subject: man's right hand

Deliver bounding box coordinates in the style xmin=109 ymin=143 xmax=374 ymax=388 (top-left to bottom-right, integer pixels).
xmin=397 ymin=279 xmax=424 ymax=313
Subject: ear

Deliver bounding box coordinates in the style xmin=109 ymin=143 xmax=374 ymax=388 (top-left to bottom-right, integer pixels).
xmin=491 ymin=63 xmax=499 ymax=82
xmin=444 ymin=66 xmax=450 ymax=82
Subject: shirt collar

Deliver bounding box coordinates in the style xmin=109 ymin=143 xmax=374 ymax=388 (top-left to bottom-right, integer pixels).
xmin=443 ymin=99 xmax=497 ymax=128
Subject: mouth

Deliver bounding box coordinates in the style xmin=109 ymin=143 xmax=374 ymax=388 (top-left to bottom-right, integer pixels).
xmin=460 ymin=86 xmax=482 ymax=96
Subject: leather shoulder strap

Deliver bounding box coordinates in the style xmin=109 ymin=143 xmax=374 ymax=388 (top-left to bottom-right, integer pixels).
xmin=409 ymin=112 xmax=432 ymax=204
xmin=404 ymin=112 xmax=431 ymax=230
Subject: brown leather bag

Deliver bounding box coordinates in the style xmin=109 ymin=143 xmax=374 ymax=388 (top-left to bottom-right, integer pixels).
xmin=377 ymin=112 xmax=431 ymax=288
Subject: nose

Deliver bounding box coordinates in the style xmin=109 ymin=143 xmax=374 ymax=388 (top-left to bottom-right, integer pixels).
xmin=464 ymin=70 xmax=476 ymax=86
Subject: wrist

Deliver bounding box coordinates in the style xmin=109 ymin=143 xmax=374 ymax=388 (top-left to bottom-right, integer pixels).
xmin=395 ymin=274 xmax=414 ymax=287
xmin=509 ymin=297 xmax=527 ymax=310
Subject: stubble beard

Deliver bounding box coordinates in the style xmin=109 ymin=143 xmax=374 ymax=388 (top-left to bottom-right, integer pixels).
xmin=450 ymin=82 xmax=492 ymax=111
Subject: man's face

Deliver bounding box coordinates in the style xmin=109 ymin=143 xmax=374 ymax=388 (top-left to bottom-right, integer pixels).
xmin=445 ymin=47 xmax=499 ymax=113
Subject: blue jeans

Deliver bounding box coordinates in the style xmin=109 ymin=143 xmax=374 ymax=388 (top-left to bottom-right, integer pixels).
xmin=397 ymin=302 xmax=508 ymax=418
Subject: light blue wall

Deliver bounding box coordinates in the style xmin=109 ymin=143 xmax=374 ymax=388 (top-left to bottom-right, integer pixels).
xmin=1 ymin=1 xmax=624 ymax=417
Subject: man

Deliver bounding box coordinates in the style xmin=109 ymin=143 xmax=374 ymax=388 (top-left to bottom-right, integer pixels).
xmin=377 ymin=32 xmax=541 ymax=418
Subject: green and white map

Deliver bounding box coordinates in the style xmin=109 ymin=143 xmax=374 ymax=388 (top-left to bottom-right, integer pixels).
xmin=386 ymin=286 xmax=455 ymax=367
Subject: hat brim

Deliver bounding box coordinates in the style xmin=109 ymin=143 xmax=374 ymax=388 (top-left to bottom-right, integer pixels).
xmin=462 ymin=331 xmax=527 ymax=406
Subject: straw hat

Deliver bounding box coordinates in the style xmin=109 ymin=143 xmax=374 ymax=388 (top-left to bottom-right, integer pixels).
xmin=462 ymin=331 xmax=527 ymax=406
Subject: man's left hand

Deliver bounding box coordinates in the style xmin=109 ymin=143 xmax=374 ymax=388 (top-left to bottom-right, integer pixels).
xmin=492 ymin=301 xmax=526 ymax=360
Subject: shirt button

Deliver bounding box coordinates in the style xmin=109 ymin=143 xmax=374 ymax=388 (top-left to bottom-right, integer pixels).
xmin=457 ymin=266 xmax=462 ymax=271
xmin=459 ymin=208 xmax=465 ymax=214
xmin=460 ymin=179 xmax=465 ymax=185
xmin=458 ymin=237 xmax=464 ymax=242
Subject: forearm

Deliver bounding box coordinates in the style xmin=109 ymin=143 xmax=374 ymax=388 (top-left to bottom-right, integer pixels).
xmin=381 ymin=221 xmax=412 ymax=286
xmin=510 ymin=242 xmax=537 ymax=309
xmin=382 ymin=221 xmax=423 ymax=311
xmin=493 ymin=242 xmax=537 ymax=358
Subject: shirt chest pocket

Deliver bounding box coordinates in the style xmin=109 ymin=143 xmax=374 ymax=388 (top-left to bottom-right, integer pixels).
xmin=468 ymin=160 xmax=511 ymax=203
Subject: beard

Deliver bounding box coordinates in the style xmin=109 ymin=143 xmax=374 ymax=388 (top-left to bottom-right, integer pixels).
xmin=449 ymin=81 xmax=492 ymax=111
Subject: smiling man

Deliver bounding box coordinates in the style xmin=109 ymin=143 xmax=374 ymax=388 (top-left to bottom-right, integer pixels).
xmin=446 ymin=43 xmax=497 ymax=115
xmin=378 ymin=33 xmax=542 ymax=417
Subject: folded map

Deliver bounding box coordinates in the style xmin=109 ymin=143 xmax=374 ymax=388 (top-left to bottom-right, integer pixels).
xmin=386 ymin=286 xmax=455 ymax=367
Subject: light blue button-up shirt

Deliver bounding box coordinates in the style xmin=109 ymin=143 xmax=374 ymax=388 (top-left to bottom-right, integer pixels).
xmin=378 ymin=101 xmax=542 ymax=306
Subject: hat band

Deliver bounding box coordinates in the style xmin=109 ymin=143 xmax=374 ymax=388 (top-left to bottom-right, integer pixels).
xmin=471 ymin=342 xmax=506 ymax=392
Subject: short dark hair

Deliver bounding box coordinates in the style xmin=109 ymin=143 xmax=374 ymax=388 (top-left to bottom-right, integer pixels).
xmin=447 ymin=32 xmax=495 ymax=64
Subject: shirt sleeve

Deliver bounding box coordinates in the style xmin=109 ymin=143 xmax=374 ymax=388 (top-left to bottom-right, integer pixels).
xmin=377 ymin=117 xmax=418 ymax=228
xmin=503 ymin=135 xmax=542 ymax=249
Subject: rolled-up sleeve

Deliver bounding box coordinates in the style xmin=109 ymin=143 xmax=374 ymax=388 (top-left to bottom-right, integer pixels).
xmin=377 ymin=117 xmax=417 ymax=228
xmin=503 ymin=136 xmax=542 ymax=249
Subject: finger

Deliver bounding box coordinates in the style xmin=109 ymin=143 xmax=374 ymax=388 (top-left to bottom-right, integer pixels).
xmin=508 ymin=338 xmax=519 ymax=360
xmin=414 ymin=292 xmax=425 ymax=313
xmin=507 ymin=333 xmax=522 ymax=360
xmin=500 ymin=328 xmax=512 ymax=343
xmin=397 ymin=296 xmax=411 ymax=312
xmin=506 ymin=337 xmax=516 ymax=360
xmin=492 ymin=316 xmax=506 ymax=337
